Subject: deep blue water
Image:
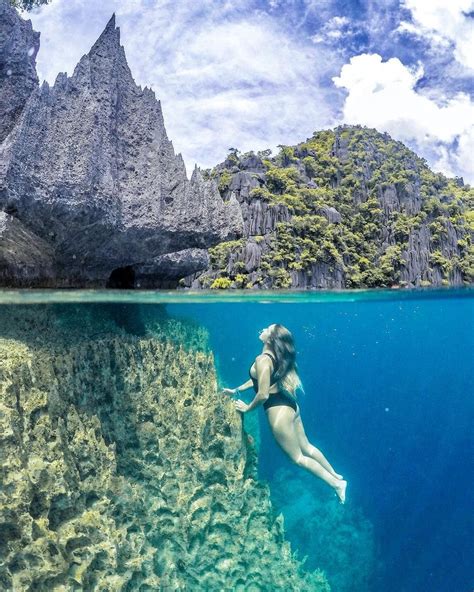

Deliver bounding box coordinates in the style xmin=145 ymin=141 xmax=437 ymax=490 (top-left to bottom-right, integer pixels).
xmin=1 ymin=288 xmax=472 ymax=590
xmin=168 ymin=294 xmax=474 ymax=592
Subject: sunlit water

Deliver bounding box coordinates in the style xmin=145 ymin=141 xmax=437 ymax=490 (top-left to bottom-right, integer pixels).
xmin=1 ymin=287 xmax=472 ymax=591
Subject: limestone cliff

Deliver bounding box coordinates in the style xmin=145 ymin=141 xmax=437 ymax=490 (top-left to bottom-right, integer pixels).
xmin=2 ymin=2 xmax=471 ymax=290
xmin=0 ymin=3 xmax=243 ymax=288
xmin=0 ymin=304 xmax=329 ymax=591
xmin=0 ymin=0 xmax=39 ymax=143
xmin=186 ymin=127 xmax=473 ymax=289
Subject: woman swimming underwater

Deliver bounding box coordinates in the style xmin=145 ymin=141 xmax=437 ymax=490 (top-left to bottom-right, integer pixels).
xmin=221 ymin=323 xmax=347 ymax=504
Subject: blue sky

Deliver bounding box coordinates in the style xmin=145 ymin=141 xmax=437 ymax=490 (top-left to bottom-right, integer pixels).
xmin=25 ymin=0 xmax=474 ymax=182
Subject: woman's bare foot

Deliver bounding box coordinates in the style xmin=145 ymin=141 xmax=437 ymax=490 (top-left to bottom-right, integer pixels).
xmin=334 ymin=479 xmax=347 ymax=504
xmin=333 ymin=472 xmax=344 ymax=480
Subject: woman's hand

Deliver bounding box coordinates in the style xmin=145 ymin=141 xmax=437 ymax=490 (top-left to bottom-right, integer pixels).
xmin=234 ymin=399 xmax=249 ymax=413
xmin=220 ymin=387 xmax=236 ymax=397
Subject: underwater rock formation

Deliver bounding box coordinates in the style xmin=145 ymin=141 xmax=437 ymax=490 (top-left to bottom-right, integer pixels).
xmin=0 ymin=304 xmax=330 ymax=591
xmin=185 ymin=128 xmax=473 ymax=289
xmin=270 ymin=468 xmax=379 ymax=592
xmin=0 ymin=3 xmax=243 ymax=288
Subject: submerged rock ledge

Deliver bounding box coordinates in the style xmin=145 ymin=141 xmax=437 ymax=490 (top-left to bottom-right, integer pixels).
xmin=0 ymin=305 xmax=329 ymax=591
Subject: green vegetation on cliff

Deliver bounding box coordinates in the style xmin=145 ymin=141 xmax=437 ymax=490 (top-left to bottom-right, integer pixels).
xmin=9 ymin=0 xmax=50 ymax=10
xmin=196 ymin=126 xmax=473 ymax=289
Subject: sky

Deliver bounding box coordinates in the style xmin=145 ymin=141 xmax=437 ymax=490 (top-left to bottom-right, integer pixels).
xmin=24 ymin=0 xmax=474 ymax=183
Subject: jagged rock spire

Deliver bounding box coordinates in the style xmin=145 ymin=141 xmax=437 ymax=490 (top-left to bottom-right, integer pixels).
xmin=90 ymin=13 xmax=120 ymax=54
xmin=0 ymin=9 xmax=243 ymax=287
xmin=0 ymin=0 xmax=40 ymax=142
xmin=71 ymin=11 xmax=131 ymax=86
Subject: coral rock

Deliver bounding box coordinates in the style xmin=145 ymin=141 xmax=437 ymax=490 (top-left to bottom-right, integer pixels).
xmin=0 ymin=305 xmax=330 ymax=591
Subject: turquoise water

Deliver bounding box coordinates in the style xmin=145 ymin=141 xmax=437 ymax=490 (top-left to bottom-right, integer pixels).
xmin=1 ymin=287 xmax=472 ymax=591
xmin=1 ymin=286 xmax=471 ymax=304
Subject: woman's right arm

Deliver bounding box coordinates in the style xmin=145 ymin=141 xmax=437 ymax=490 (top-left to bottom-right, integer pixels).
xmin=235 ymin=378 xmax=254 ymax=391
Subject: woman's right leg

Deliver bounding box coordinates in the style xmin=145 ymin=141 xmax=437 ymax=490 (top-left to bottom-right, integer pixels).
xmin=266 ymin=405 xmax=346 ymax=502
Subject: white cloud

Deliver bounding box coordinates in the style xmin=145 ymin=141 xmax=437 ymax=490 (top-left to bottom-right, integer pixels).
xmin=311 ymin=15 xmax=352 ymax=44
xmin=333 ymin=53 xmax=474 ymax=182
xmin=20 ymin=0 xmax=474 ymax=182
xmin=27 ymin=0 xmax=340 ymax=173
xmin=399 ymin=0 xmax=474 ymax=70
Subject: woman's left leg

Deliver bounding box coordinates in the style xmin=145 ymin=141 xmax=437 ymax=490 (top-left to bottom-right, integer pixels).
xmin=294 ymin=405 xmax=343 ymax=479
xmin=266 ymin=404 xmax=346 ymax=502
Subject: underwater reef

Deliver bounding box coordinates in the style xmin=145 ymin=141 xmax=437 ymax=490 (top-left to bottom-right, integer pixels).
xmin=0 ymin=2 xmax=472 ymax=289
xmin=0 ymin=304 xmax=330 ymax=591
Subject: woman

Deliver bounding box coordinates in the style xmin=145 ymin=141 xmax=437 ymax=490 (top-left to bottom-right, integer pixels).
xmin=221 ymin=323 xmax=347 ymax=504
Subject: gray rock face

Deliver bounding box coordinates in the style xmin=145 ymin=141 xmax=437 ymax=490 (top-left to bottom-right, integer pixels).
xmin=0 ymin=0 xmax=39 ymax=143
xmin=289 ymin=262 xmax=345 ymax=289
xmin=183 ymin=156 xmax=348 ymax=289
xmin=0 ymin=10 xmax=243 ymax=287
xmin=399 ymin=218 xmax=463 ymax=286
xmin=186 ymin=126 xmax=471 ymax=289
xmin=133 ymin=247 xmax=209 ymax=288
xmin=317 ymin=205 xmax=342 ymax=224
xmin=0 ymin=211 xmax=55 ymax=285
xmin=238 ymin=153 xmax=266 ymax=173
xmin=228 ymin=171 xmax=291 ymax=235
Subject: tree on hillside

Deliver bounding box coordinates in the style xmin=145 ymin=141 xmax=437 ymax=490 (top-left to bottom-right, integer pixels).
xmin=10 ymin=0 xmax=51 ymax=10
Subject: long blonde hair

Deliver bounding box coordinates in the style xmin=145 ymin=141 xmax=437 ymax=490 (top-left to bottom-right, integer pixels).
xmin=267 ymin=324 xmax=304 ymax=398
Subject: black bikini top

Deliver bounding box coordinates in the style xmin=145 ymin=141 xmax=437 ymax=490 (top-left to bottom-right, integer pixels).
xmin=249 ymin=352 xmax=279 ymax=392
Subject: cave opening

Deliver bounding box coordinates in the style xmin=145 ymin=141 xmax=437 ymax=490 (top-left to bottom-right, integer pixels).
xmin=106 ymin=266 xmax=135 ymax=289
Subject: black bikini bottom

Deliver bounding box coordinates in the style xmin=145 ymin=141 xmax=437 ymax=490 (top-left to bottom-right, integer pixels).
xmin=263 ymin=391 xmax=298 ymax=412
